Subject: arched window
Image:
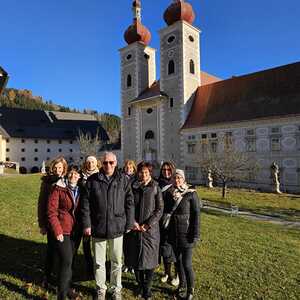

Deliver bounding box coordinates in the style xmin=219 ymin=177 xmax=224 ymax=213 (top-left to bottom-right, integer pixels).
xmin=168 ymin=60 xmax=175 ymax=75
xmin=127 ymin=74 xmax=132 ymax=87
xmin=145 ymin=130 xmax=154 ymax=140
xmin=189 ymin=59 xmax=195 ymax=74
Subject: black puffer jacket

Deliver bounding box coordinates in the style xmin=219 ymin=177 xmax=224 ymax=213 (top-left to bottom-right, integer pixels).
xmin=165 ymin=188 xmax=201 ymax=248
xmin=124 ymin=179 xmax=163 ymax=270
xmin=81 ymin=169 xmax=135 ymax=239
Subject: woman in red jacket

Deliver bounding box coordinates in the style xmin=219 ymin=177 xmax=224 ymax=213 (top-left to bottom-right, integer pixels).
xmin=38 ymin=156 xmax=68 ymax=287
xmin=48 ymin=165 xmax=81 ymax=300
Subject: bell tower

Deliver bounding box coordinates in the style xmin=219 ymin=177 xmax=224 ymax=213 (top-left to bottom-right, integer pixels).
xmin=120 ymin=0 xmax=156 ymax=162
xmin=159 ymin=0 xmax=201 ymax=167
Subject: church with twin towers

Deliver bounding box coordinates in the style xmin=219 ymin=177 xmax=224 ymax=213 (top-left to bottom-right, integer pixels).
xmin=120 ymin=0 xmax=214 ymax=166
xmin=119 ymin=0 xmax=300 ymax=192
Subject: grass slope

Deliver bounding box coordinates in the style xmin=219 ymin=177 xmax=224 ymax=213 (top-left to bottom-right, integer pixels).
xmin=0 ymin=175 xmax=299 ymax=299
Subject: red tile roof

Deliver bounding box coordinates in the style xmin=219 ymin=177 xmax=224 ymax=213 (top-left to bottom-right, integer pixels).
xmin=131 ymin=71 xmax=221 ymax=103
xmin=182 ymin=61 xmax=300 ymax=129
xmin=200 ymin=71 xmax=221 ymax=85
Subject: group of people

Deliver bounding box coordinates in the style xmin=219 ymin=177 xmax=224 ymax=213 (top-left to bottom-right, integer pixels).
xmin=37 ymin=152 xmax=201 ymax=300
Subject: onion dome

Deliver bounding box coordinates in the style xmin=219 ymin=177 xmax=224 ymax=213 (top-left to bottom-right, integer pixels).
xmin=132 ymin=0 xmax=141 ymax=8
xmin=124 ymin=0 xmax=151 ymax=45
xmin=124 ymin=20 xmax=151 ymax=45
xmin=164 ymin=0 xmax=195 ymax=26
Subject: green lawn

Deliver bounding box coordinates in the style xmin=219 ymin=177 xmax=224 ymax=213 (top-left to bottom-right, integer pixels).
xmin=0 ymin=175 xmax=299 ymax=299
xmin=198 ymin=186 xmax=300 ymax=222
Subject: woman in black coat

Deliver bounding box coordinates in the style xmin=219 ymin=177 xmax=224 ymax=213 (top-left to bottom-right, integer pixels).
xmin=124 ymin=161 xmax=163 ymax=300
xmin=163 ymin=169 xmax=200 ymax=300
xmin=158 ymin=161 xmax=179 ymax=286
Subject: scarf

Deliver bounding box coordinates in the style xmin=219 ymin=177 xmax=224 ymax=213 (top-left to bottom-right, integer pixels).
xmin=82 ymin=168 xmax=99 ymax=180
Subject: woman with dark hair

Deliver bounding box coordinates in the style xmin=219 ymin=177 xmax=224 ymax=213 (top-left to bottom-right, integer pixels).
xmin=163 ymin=169 xmax=201 ymax=300
xmin=158 ymin=161 xmax=179 ymax=286
xmin=48 ymin=165 xmax=82 ymax=300
xmin=124 ymin=162 xmax=163 ymax=300
xmin=38 ymin=156 xmax=68 ymax=288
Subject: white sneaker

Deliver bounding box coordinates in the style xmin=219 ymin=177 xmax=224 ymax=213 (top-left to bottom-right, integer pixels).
xmin=160 ymin=274 xmax=169 ymax=283
xmin=171 ymin=275 xmax=179 ymax=287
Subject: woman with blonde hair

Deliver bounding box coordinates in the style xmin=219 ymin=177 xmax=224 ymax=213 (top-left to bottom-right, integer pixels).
xmin=38 ymin=156 xmax=68 ymax=288
xmin=122 ymin=159 xmax=137 ymax=274
xmin=123 ymin=159 xmax=137 ymax=182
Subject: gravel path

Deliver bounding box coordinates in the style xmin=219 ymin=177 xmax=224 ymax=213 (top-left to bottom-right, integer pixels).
xmin=203 ymin=204 xmax=300 ymax=228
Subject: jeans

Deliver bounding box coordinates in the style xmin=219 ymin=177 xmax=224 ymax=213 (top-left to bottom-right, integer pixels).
xmin=93 ymin=235 xmax=123 ymax=292
xmin=174 ymin=247 xmax=195 ymax=289
xmin=56 ymin=235 xmax=74 ymax=300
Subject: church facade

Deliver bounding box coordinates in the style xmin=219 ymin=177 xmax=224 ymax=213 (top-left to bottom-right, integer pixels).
xmin=120 ymin=0 xmax=300 ymax=192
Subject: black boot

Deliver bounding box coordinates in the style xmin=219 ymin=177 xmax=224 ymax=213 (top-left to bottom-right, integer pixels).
xmin=186 ymin=288 xmax=194 ymax=300
xmin=175 ymin=286 xmax=187 ymax=299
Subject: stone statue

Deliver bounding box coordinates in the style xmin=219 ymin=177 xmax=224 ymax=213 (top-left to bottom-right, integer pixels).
xmin=271 ymin=162 xmax=281 ymax=194
xmin=0 ymin=162 xmax=4 ymax=175
xmin=207 ymin=168 xmax=213 ymax=188
xmin=41 ymin=160 xmax=46 ymax=174
xmin=144 ymin=139 xmax=150 ymax=152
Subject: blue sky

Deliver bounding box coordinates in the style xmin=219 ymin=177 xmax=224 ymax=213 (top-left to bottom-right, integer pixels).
xmin=1 ymin=0 xmax=299 ymax=115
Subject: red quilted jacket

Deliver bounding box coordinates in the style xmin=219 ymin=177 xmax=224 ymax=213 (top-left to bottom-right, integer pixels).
xmin=47 ymin=182 xmax=80 ymax=237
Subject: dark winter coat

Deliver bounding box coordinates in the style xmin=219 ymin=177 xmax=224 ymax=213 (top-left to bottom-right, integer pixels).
xmin=81 ymin=169 xmax=135 ymax=239
xmin=47 ymin=181 xmax=80 ymax=237
xmin=37 ymin=175 xmax=61 ymax=229
xmin=165 ymin=188 xmax=201 ymax=249
xmin=124 ymin=179 xmax=163 ymax=270
xmin=158 ymin=177 xmax=176 ymax=262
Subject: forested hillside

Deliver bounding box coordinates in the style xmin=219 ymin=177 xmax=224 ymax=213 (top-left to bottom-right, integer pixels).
xmin=0 ymin=88 xmax=120 ymax=143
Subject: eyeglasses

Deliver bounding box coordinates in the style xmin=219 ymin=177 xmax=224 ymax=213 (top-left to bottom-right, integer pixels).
xmin=162 ymin=168 xmax=171 ymax=171
xmin=103 ymin=161 xmax=115 ymax=166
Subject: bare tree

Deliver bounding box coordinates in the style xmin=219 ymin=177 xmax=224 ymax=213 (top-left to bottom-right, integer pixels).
xmin=199 ymin=142 xmax=259 ymax=198
xmin=76 ymin=128 xmax=103 ymax=162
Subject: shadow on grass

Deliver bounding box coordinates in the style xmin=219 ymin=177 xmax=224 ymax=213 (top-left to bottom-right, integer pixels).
xmin=0 ymin=234 xmax=47 ymax=283
xmin=0 ymin=234 xmax=93 ymax=296
xmin=0 ymin=279 xmax=42 ymax=300
xmin=0 ymin=234 xmax=174 ymax=299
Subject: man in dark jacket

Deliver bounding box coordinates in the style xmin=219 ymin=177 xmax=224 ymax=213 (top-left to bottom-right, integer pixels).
xmin=81 ymin=152 xmax=134 ymax=300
